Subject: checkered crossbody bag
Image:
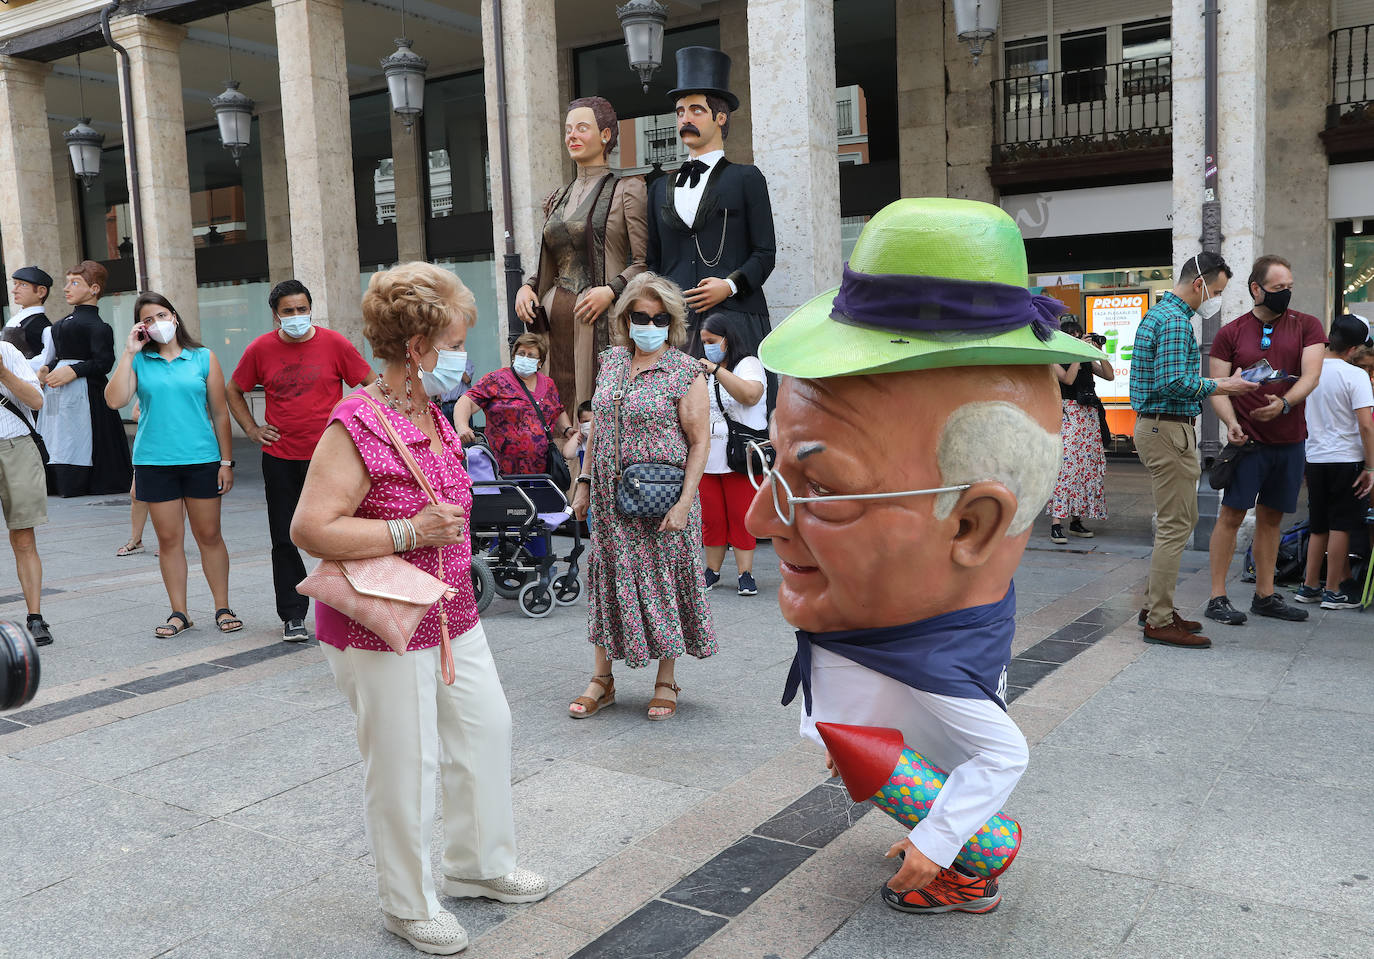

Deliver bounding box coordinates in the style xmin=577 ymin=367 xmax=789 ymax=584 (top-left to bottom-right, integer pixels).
xmin=612 ymin=359 xmax=685 ymax=519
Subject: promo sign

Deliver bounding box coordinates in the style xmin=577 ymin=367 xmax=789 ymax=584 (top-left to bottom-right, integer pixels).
xmin=1084 ymin=290 xmax=1149 ymax=404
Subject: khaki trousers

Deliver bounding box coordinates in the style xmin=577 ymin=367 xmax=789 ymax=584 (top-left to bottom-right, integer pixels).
xmin=1134 ymin=418 xmax=1201 ymax=628
xmin=323 ymin=624 xmax=517 ymax=920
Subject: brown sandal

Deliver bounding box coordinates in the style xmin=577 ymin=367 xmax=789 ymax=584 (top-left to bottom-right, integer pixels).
xmin=569 ymin=674 xmax=615 ymax=719
xmin=647 ymin=681 xmax=681 ymax=721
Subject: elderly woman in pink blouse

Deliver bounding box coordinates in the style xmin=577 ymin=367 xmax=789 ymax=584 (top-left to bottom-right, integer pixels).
xmin=292 ymin=263 xmax=546 ymax=956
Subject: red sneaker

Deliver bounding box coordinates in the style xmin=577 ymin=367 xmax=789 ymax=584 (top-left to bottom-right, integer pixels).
xmin=881 ymin=865 xmax=1002 ymax=914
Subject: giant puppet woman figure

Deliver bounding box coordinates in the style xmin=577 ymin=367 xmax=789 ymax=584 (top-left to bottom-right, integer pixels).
xmin=515 ymin=96 xmax=648 ymax=411
xmin=747 ymin=199 xmax=1105 ymax=917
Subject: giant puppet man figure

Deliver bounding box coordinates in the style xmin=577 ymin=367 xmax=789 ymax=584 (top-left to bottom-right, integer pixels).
xmin=746 ymin=198 xmax=1105 ymax=915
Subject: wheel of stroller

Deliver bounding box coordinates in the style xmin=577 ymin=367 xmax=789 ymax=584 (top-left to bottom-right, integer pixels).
xmin=493 ymin=571 xmax=532 ymax=600
xmin=517 ymin=581 xmax=554 ymax=618
xmin=470 ymin=556 xmax=495 ymax=614
xmin=552 ymin=574 xmax=582 ymax=606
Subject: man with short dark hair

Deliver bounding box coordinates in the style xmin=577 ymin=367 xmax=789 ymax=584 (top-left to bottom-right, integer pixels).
xmin=647 ymin=46 xmax=776 ymax=363
xmin=227 ymin=279 xmax=374 ymax=641
xmin=1294 ymin=313 xmax=1374 ymax=610
xmin=1205 ymin=254 xmax=1326 ymax=626
xmin=5 ymin=266 xmax=54 ymax=371
xmin=1129 ymin=252 xmax=1258 ymax=648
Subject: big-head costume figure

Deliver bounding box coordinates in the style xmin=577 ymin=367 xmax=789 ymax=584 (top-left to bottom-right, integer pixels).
xmin=747 ymin=198 xmax=1103 ymax=914
xmin=648 ymin=47 xmax=776 ymax=363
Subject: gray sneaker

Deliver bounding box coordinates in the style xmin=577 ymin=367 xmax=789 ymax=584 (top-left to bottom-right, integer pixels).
xmin=1250 ymin=592 xmax=1308 ymax=621
xmin=443 ymin=866 xmax=548 ymax=904
xmin=1204 ymin=596 xmax=1248 ymax=625
xmin=283 ymin=619 xmax=310 ymax=642
xmin=382 ymin=910 xmax=468 ymax=955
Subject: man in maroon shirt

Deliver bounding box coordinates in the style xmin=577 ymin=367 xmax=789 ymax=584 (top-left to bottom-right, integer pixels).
xmin=1205 ymin=255 xmax=1326 ymax=626
xmin=227 ymin=280 xmax=375 ymax=641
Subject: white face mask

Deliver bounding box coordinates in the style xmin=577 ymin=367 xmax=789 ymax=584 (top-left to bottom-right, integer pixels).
xmin=578 ymin=421 xmax=591 ymax=439
xmin=148 ymin=319 xmax=178 ymax=344
xmin=1193 ymin=254 xmax=1222 ymax=319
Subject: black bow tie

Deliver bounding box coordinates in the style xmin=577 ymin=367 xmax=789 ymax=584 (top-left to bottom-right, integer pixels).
xmin=676 ymin=159 xmax=709 ymax=189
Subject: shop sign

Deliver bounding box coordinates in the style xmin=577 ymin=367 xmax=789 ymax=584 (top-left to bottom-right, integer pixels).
xmin=1084 ymin=290 xmax=1149 ymax=404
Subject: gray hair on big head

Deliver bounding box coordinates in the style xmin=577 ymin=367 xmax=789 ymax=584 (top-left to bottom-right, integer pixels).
xmin=933 ymin=401 xmax=1062 ymax=536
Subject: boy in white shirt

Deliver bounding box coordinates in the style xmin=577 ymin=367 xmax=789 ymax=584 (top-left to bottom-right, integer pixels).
xmin=1297 ymin=313 xmax=1374 ymax=608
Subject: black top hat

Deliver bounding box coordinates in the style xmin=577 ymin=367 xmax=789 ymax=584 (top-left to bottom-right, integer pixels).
xmin=667 ymin=46 xmax=739 ymax=112
xmin=11 ymin=266 xmax=53 ymax=290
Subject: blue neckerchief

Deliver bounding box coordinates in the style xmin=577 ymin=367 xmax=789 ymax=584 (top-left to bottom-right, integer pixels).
xmin=782 ymin=585 xmax=1016 ymax=714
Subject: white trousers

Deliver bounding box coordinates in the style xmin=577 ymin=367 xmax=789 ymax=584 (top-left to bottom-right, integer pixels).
xmin=323 ymin=623 xmax=517 ymax=920
xmin=800 ymin=645 xmax=1029 ymax=869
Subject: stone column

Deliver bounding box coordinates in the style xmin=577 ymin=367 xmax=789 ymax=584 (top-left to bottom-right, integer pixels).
xmin=481 ymin=0 xmax=561 ymax=348
xmin=943 ymin=14 xmax=996 ymax=201
xmin=109 ymin=16 xmax=199 ymax=332
xmin=390 ymin=113 xmax=427 ymax=264
xmin=719 ymin=0 xmax=753 ymax=164
xmin=257 ymin=106 xmax=294 ymax=285
xmin=1171 ymin=0 xmax=1266 ymax=319
xmin=897 ymin=0 xmax=946 ymax=196
xmin=0 ymin=56 xmax=63 ymax=318
xmin=748 ymin=0 xmax=841 ymax=324
xmin=1264 ymin=0 xmax=1330 ymax=321
xmin=272 ymin=0 xmax=363 ymax=345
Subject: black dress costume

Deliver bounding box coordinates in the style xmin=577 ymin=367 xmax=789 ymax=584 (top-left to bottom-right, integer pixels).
xmin=43 ymin=304 xmax=132 ymax=497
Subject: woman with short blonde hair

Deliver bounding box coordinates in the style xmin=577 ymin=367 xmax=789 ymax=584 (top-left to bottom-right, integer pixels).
xmin=293 ymin=262 xmax=546 ymax=955
xmin=610 ymin=272 xmax=690 ymax=349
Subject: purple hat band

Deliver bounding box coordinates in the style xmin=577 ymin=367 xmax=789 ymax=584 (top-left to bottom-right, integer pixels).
xmin=830 ymin=264 xmax=1064 ymax=343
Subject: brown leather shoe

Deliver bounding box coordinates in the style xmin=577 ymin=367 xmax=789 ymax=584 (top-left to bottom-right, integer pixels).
xmin=1138 ymin=609 xmax=1205 ymax=634
xmin=1143 ymin=621 xmax=1212 ymax=648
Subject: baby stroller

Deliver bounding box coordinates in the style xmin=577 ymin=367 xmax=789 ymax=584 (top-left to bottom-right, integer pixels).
xmin=465 ymin=441 xmax=585 ymax=618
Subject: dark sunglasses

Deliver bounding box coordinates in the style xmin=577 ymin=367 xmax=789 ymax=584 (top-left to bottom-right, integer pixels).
xmin=629 ymin=311 xmax=672 ymax=328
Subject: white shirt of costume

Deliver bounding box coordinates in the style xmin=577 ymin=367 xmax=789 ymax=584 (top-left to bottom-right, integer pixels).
xmin=4 ymin=306 xmax=54 ymax=373
xmin=0 ymin=341 xmax=41 ymax=442
xmin=674 ymin=148 xmax=724 ymax=225
xmin=1305 ymin=357 xmax=1374 ymax=463
xmin=800 ymin=644 xmax=1029 ymax=869
xmin=705 ymin=355 xmax=767 ymax=474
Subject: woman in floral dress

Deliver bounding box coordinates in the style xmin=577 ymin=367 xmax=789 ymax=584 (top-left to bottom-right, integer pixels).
xmin=569 ymin=273 xmax=714 ymax=720
xmin=1047 ymin=317 xmax=1114 ymax=544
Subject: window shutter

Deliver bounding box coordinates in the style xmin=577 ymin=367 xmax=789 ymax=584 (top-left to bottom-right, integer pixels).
xmin=1003 ymin=0 xmax=1050 ymax=40
xmin=1337 ymin=0 xmax=1374 ymax=28
xmin=1052 ymin=0 xmax=1170 ymax=34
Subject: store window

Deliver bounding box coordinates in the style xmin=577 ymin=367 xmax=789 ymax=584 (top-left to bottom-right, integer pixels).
xmin=78 ymin=145 xmax=137 ymax=294
xmin=352 ymin=90 xmax=398 ymax=267
xmin=423 ymin=70 xmax=493 ymax=260
xmin=1338 ymin=224 xmax=1374 ymax=317
xmin=835 ymin=0 xmax=898 ymax=217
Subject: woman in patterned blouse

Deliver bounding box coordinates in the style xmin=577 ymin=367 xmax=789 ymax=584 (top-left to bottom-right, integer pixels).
xmin=292 ymin=262 xmax=547 ymax=956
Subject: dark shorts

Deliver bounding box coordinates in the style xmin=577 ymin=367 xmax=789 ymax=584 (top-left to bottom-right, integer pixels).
xmin=1220 ymin=441 xmax=1305 ymax=514
xmin=134 ymin=463 xmax=221 ymax=503
xmin=1305 ymin=462 xmax=1368 ymax=533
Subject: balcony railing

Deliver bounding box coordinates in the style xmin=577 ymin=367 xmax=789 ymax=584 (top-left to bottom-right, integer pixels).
xmin=1329 ymin=25 xmax=1374 ymax=127
xmin=645 ymin=124 xmax=685 ymax=166
xmin=992 ymin=56 xmax=1171 ymax=165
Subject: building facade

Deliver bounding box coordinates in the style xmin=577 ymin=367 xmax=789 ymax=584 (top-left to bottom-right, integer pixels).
xmin=0 ymin=0 xmax=1365 ymax=438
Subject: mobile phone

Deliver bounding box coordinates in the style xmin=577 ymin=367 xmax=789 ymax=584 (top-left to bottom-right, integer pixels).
xmin=135 ymin=325 xmax=149 ymax=342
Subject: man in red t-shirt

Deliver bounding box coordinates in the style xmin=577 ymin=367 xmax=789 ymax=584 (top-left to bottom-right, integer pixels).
xmin=1205 ymin=254 xmax=1326 ymax=627
xmin=227 ymin=280 xmax=374 ymax=641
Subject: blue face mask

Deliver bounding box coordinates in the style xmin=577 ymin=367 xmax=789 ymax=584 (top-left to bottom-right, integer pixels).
xmin=703 ymin=342 xmax=725 ymax=364
xmin=418 ymin=348 xmax=468 ymax=397
xmin=630 ymin=325 xmax=669 ymax=352
xmin=280 ymin=314 xmax=312 ymax=338
xmin=512 ymin=354 xmax=540 ymax=377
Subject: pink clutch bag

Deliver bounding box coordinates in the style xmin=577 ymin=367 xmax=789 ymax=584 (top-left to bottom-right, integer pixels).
xmin=297 ymin=391 xmax=460 ymax=684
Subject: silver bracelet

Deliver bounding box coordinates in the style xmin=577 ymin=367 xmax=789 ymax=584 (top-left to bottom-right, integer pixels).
xmin=386 ymin=518 xmax=403 ymax=553
xmin=402 ymin=517 xmax=417 ymax=551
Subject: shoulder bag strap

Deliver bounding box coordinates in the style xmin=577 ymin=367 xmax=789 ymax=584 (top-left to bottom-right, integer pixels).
xmin=0 ymin=394 xmax=40 ymax=438
xmin=612 ymin=355 xmax=629 ymax=483
xmin=333 ymin=391 xmax=442 ymax=506
xmin=712 ymin=374 xmax=738 ymax=427
xmin=511 ymin=371 xmax=558 ymax=447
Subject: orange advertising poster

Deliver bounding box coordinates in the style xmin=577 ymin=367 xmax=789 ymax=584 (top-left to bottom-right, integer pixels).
xmin=1083 ymin=290 xmax=1149 ymax=406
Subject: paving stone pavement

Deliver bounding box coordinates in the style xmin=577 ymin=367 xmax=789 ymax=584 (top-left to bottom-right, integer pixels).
xmin=2 ymin=453 xmax=1371 ymax=959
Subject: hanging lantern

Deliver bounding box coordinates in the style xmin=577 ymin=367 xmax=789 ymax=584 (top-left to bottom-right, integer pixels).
xmin=211 ymin=80 xmax=255 ymax=164
xmin=616 ymin=0 xmax=668 ymax=93
xmin=953 ymin=0 xmax=1001 ymax=65
xmin=65 ymin=119 xmax=104 ymax=190
xmin=382 ymin=36 xmax=428 ymax=131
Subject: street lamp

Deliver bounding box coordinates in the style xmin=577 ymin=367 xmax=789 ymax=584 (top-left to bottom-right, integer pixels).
xmin=211 ymin=12 xmax=254 ymax=164
xmin=64 ymin=118 xmax=104 ymax=190
xmin=211 ymin=80 xmax=255 ymax=164
xmin=616 ymin=0 xmax=668 ymax=93
xmin=382 ymin=36 xmax=428 ymax=131
xmin=953 ymin=0 xmax=1000 ymax=65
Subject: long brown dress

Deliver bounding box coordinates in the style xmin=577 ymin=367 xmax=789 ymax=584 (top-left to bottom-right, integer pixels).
xmin=527 ymin=164 xmax=648 ymax=410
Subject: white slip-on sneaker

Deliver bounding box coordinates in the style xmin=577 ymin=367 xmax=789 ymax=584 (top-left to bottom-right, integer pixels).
xmin=443 ymin=866 xmax=549 ymax=903
xmin=383 ymin=911 xmax=468 ymax=955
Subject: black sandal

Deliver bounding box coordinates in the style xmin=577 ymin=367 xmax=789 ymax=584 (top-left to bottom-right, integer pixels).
xmin=215 ymin=608 xmax=244 ymax=633
xmin=155 ymin=612 xmax=193 ymax=638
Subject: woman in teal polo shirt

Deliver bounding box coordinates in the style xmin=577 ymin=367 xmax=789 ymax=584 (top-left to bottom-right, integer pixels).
xmin=105 ymin=292 xmax=241 ymax=638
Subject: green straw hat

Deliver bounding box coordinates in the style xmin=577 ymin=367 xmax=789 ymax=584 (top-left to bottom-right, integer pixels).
xmin=759 ymin=197 xmax=1106 ymax=378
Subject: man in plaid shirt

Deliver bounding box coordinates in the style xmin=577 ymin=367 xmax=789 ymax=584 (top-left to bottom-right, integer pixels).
xmin=1129 ymin=251 xmax=1257 ymax=648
